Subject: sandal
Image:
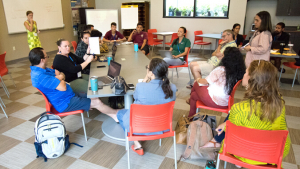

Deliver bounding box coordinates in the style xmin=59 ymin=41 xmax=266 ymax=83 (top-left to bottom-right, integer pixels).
xmin=186 ymin=98 xmax=190 ymax=105
xmin=131 ymin=145 xmax=144 ymax=155
xmin=186 ymin=84 xmax=193 ymax=89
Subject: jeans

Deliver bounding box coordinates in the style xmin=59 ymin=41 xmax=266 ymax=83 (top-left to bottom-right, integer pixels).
xmin=163 ymin=58 xmax=184 ymax=66
xmin=214 ymin=114 xmax=229 ymax=143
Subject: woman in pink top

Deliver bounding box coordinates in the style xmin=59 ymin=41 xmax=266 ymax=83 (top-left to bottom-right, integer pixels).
xmin=244 ymin=11 xmax=272 ymax=67
xmin=187 ymin=47 xmax=246 ymax=117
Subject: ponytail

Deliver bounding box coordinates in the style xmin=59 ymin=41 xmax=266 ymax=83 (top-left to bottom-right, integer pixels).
xmin=149 ymin=58 xmax=174 ymax=99
xmin=161 ymin=76 xmax=173 ymax=99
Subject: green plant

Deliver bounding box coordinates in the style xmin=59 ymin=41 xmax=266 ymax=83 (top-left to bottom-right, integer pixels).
xmin=180 ymin=7 xmax=186 ymax=16
xmin=169 ymin=6 xmax=174 ymax=12
xmin=206 ymin=5 xmax=211 ymax=12
xmin=222 ymin=5 xmax=228 ymax=12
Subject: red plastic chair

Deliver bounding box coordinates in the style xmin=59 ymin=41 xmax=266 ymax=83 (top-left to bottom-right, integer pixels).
xmin=218 ymin=39 xmax=222 ymax=45
xmin=279 ymin=62 xmax=300 ymax=87
xmin=71 ymin=41 xmax=77 ymax=52
xmin=165 ymin=33 xmax=178 ymax=46
xmin=196 ymin=80 xmax=241 ymax=114
xmin=216 ymin=121 xmax=288 ymax=169
xmin=125 ymin=101 xmax=177 ymax=169
xmin=148 ymin=29 xmax=163 ymax=42
xmin=148 ymin=32 xmax=162 ymax=57
xmin=242 ymin=34 xmax=247 ymax=40
xmin=192 ymin=31 xmax=212 ymax=55
xmin=37 ymin=88 xmax=88 ymax=141
xmin=0 ymin=52 xmax=16 ymax=98
xmin=168 ymin=48 xmax=192 ymax=84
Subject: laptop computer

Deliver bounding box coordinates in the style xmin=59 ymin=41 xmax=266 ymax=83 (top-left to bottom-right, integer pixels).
xmin=271 ymin=41 xmax=285 ymax=49
xmin=159 ymin=50 xmax=173 ymax=58
xmin=98 ymin=60 xmax=121 ymax=84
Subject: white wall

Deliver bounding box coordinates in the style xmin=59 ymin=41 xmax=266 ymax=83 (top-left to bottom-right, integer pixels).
xmin=245 ymin=0 xmax=300 ymax=34
xmin=150 ymin=0 xmax=247 ymax=49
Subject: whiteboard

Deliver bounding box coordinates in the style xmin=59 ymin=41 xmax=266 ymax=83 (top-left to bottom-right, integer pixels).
xmin=86 ymin=9 xmax=118 ymax=36
xmin=121 ymin=6 xmax=138 ymax=29
xmin=2 ymin=0 xmax=64 ymax=34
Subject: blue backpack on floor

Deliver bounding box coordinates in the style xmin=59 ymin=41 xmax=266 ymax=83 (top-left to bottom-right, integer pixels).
xmin=34 ymin=113 xmax=81 ymax=162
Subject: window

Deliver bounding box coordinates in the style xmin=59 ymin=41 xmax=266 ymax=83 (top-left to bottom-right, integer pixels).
xmin=163 ymin=0 xmax=230 ymax=18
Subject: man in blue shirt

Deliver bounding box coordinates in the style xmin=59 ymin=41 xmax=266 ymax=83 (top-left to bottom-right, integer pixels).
xmin=29 ymin=47 xmax=118 ymax=121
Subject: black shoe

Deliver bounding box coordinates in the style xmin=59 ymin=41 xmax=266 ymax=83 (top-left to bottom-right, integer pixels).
xmin=279 ymin=68 xmax=286 ymax=73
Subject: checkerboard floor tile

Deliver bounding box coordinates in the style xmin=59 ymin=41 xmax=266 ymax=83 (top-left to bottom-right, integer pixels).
xmin=0 ymin=51 xmax=299 ymax=169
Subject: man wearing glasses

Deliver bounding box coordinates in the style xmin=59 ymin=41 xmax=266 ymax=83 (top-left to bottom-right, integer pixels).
xmin=187 ymin=30 xmax=236 ymax=88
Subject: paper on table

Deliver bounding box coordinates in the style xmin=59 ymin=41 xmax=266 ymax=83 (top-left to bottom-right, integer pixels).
xmin=122 ymin=42 xmax=133 ymax=45
xmin=270 ymin=50 xmax=278 ymax=53
xmin=89 ymin=37 xmax=100 ymax=55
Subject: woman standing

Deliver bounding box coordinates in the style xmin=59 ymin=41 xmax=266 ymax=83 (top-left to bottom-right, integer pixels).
xmin=232 ymin=23 xmax=244 ymax=48
xmin=163 ymin=27 xmax=191 ymax=66
xmin=244 ymin=11 xmax=272 ymax=67
xmin=24 ymin=11 xmax=42 ymax=50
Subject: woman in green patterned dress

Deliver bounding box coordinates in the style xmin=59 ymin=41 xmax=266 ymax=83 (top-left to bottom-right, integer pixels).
xmin=24 ymin=11 xmax=42 ymax=50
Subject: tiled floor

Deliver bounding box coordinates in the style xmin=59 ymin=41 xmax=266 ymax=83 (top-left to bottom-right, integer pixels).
xmin=0 ymin=49 xmax=300 ymax=169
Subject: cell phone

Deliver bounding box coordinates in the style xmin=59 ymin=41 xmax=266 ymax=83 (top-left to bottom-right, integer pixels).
xmin=241 ymin=43 xmax=249 ymax=48
xmin=97 ymin=65 xmax=106 ymax=68
xmin=127 ymin=83 xmax=135 ymax=89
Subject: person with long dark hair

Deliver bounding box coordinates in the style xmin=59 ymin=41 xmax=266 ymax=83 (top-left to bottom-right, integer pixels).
xmin=244 ymin=11 xmax=272 ymax=67
xmin=187 ymin=47 xmax=245 ymax=117
xmin=117 ymin=58 xmax=177 ymax=156
xmin=232 ymin=23 xmax=244 ymax=48
xmin=163 ymin=27 xmax=191 ymax=66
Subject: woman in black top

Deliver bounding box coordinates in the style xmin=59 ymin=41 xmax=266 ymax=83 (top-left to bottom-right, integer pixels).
xmin=53 ymin=39 xmax=94 ymax=95
xmin=232 ymin=23 xmax=244 ymax=48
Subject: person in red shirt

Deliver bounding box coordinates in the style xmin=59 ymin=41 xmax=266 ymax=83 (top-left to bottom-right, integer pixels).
xmin=128 ymin=23 xmax=149 ymax=55
xmin=103 ymin=22 xmax=126 ymax=43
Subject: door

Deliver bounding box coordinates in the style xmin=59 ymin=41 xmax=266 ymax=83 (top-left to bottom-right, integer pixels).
xmin=276 ymin=0 xmax=290 ymax=16
xmin=289 ymin=0 xmax=300 ymax=16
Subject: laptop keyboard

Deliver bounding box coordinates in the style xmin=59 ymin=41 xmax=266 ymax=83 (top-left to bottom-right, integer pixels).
xmin=98 ymin=76 xmax=113 ymax=84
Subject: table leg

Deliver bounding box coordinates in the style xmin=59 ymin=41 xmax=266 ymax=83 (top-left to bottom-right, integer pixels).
xmin=124 ymin=94 xmax=133 ymax=110
xmin=163 ymin=36 xmax=166 ymax=50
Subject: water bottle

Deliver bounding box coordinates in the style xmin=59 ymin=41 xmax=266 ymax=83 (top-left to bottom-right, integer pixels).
xmin=90 ymin=76 xmax=98 ymax=93
xmin=134 ymin=43 xmax=138 ymax=52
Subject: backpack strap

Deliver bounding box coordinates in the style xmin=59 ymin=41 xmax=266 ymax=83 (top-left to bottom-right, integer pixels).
xmin=181 ymin=121 xmax=197 ymax=160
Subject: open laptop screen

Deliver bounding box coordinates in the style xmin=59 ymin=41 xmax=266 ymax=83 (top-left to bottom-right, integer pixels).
xmin=107 ymin=60 xmax=121 ymax=78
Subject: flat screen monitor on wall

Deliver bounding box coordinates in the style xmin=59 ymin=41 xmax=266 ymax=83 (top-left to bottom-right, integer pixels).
xmin=163 ymin=0 xmax=230 ymax=18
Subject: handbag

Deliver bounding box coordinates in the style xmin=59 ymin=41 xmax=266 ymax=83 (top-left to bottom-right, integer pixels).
xmin=175 ymin=112 xmax=204 ymax=144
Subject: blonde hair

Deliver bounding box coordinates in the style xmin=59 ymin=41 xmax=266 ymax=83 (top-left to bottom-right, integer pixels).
xmin=244 ymin=60 xmax=284 ymax=123
xmin=223 ymin=29 xmax=234 ymax=39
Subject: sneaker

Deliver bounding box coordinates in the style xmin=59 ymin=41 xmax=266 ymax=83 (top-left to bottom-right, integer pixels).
xmin=205 ymin=160 xmax=216 ymax=169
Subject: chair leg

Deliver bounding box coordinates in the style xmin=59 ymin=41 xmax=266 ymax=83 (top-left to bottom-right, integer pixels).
xmin=210 ymin=44 xmax=212 ymax=55
xmin=9 ymin=72 xmax=16 ymax=87
xmin=191 ymin=44 xmax=194 ymax=53
xmin=126 ymin=129 xmax=130 ymax=169
xmin=279 ymin=64 xmax=283 ymax=82
xmin=0 ymin=81 xmax=9 ymax=98
xmin=151 ymin=45 xmax=154 ymax=57
xmin=173 ymin=133 xmax=177 ymax=169
xmin=292 ymin=69 xmax=298 ymax=87
xmin=176 ymin=68 xmax=179 ymax=78
xmin=81 ymin=113 xmax=87 ymax=141
xmin=0 ymin=76 xmax=10 ymax=98
xmin=159 ymin=139 xmax=162 ymax=146
xmin=216 ymin=154 xmax=220 ymax=169
xmin=196 ymin=108 xmax=199 ymax=114
xmin=0 ymin=97 xmax=6 ymax=108
xmin=188 ymin=65 xmax=192 ymax=85
xmin=0 ymin=100 xmax=8 ymax=118
xmin=202 ymin=45 xmax=204 ymax=56
xmin=224 ymin=161 xmax=227 ymax=169
xmin=172 ymin=69 xmax=174 ymax=82
xmin=86 ymin=111 xmax=89 ymax=118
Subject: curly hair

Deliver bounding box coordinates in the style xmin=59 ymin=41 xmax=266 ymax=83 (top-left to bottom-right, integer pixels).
xmin=218 ymin=47 xmax=246 ymax=95
xmin=244 ymin=60 xmax=284 ymax=123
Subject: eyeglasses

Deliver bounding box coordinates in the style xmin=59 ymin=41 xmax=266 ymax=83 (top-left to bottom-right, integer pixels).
xmin=145 ymin=65 xmax=149 ymax=69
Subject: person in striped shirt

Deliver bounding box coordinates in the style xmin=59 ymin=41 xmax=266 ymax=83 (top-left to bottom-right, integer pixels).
xmin=29 ymin=47 xmax=119 ymax=122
